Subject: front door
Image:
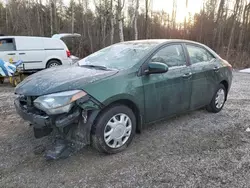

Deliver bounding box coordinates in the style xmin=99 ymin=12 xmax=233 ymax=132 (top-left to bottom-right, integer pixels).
xmin=142 ymin=44 xmax=192 ymax=123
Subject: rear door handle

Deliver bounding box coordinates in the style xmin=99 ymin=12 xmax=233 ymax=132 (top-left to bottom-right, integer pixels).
xmin=213 ymin=66 xmax=219 ymax=72
xmin=182 ymin=72 xmax=192 ymax=79
xmin=19 ymin=53 xmax=26 ymax=55
xmin=7 ymin=53 xmax=15 ymax=55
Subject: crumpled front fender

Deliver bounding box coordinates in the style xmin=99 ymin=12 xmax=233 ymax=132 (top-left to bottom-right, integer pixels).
xmin=71 ymin=96 xmax=103 ymax=145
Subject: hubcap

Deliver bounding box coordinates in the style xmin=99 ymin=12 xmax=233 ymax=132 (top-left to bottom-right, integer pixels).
xmin=49 ymin=63 xmax=59 ymax=67
xmin=104 ymin=113 xmax=132 ymax=148
xmin=215 ymin=88 xmax=225 ymax=109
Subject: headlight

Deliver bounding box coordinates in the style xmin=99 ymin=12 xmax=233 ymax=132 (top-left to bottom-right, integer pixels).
xmin=34 ymin=90 xmax=87 ymax=115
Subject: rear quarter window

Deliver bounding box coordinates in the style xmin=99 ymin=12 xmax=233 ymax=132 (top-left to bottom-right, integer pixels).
xmin=186 ymin=44 xmax=215 ymax=64
xmin=0 ymin=38 xmax=15 ymax=51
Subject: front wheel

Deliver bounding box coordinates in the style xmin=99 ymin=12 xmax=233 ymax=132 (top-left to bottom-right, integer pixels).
xmin=207 ymin=84 xmax=227 ymax=113
xmin=92 ymin=105 xmax=136 ymax=154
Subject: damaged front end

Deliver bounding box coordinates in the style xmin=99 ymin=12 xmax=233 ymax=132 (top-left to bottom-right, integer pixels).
xmin=14 ymin=90 xmax=102 ymax=160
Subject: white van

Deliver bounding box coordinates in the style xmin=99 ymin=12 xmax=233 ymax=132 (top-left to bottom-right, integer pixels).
xmin=0 ymin=34 xmax=80 ymax=70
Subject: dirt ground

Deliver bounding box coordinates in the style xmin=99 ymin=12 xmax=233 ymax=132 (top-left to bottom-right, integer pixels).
xmin=1 ymin=72 xmax=250 ymax=188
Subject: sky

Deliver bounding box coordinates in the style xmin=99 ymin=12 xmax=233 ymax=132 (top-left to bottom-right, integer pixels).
xmin=60 ymin=0 xmax=204 ymax=23
xmin=152 ymin=0 xmax=203 ymax=22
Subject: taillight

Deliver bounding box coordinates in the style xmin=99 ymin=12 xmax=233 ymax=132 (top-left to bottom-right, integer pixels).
xmin=66 ymin=50 xmax=71 ymax=57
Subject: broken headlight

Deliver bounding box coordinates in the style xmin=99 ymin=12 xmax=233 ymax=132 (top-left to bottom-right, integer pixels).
xmin=34 ymin=90 xmax=87 ymax=115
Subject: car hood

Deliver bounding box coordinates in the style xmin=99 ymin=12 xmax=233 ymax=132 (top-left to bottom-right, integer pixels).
xmin=15 ymin=65 xmax=118 ymax=96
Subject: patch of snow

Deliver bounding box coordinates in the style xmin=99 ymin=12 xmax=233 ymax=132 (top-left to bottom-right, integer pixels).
xmin=239 ymin=68 xmax=250 ymax=73
xmin=246 ymin=127 xmax=250 ymax=132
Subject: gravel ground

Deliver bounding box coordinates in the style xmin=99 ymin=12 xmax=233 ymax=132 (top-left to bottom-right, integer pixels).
xmin=1 ymin=72 xmax=250 ymax=188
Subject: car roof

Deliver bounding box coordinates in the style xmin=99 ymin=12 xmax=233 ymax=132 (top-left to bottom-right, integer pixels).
xmin=121 ymin=39 xmax=206 ymax=46
xmin=0 ymin=36 xmax=51 ymax=40
xmin=121 ymin=39 xmax=219 ymax=57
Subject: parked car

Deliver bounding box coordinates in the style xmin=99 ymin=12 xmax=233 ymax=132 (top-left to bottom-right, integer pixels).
xmin=0 ymin=33 xmax=80 ymax=70
xmin=14 ymin=39 xmax=233 ymax=159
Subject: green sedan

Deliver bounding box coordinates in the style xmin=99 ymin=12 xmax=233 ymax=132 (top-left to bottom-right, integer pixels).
xmin=14 ymin=39 xmax=233 ymax=160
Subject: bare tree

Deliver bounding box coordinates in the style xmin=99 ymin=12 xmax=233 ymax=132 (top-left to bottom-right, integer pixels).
xmin=50 ymin=0 xmax=53 ymax=36
xmin=132 ymin=0 xmax=139 ymax=40
xmin=238 ymin=1 xmax=250 ymax=52
xmin=110 ymin=0 xmax=115 ymax=44
xmin=145 ymin=0 xmax=149 ymax=38
xmin=226 ymin=0 xmax=242 ymax=59
xmin=213 ymin=0 xmax=225 ymax=51
xmin=117 ymin=0 xmax=125 ymax=42
xmin=172 ymin=0 xmax=177 ymax=30
xmin=71 ymin=0 xmax=74 ymax=34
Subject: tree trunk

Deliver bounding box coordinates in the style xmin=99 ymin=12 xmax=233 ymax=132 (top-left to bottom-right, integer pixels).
xmin=81 ymin=0 xmax=86 ymax=38
xmin=5 ymin=5 xmax=8 ymax=33
xmin=214 ymin=0 xmax=225 ymax=51
xmin=134 ymin=0 xmax=139 ymax=40
xmin=226 ymin=0 xmax=241 ymax=59
xmin=117 ymin=0 xmax=125 ymax=42
xmin=50 ymin=0 xmax=53 ymax=36
xmin=110 ymin=15 xmax=115 ymax=44
xmin=87 ymin=25 xmax=94 ymax=53
xmin=71 ymin=1 xmax=74 ymax=34
xmin=172 ymin=0 xmax=177 ymax=30
xmin=54 ymin=0 xmax=57 ymax=33
xmin=238 ymin=2 xmax=247 ymax=52
xmin=145 ymin=0 xmax=149 ymax=38
xmin=110 ymin=0 xmax=115 ymax=44
xmin=184 ymin=0 xmax=188 ymax=31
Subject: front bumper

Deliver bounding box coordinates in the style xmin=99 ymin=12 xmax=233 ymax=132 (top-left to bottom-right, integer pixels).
xmin=14 ymin=99 xmax=49 ymax=128
xmin=14 ymin=98 xmax=80 ymax=129
xmin=15 ymin=95 xmax=102 ymax=142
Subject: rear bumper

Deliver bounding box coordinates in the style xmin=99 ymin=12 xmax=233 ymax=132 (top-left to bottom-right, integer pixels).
xmin=61 ymin=58 xmax=73 ymax=65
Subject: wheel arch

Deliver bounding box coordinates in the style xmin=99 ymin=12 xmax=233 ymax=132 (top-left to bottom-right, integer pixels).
xmin=92 ymin=98 xmax=143 ymax=134
xmin=220 ymin=80 xmax=228 ymax=92
xmin=46 ymin=58 xmax=62 ymax=68
xmin=220 ymin=80 xmax=229 ymax=100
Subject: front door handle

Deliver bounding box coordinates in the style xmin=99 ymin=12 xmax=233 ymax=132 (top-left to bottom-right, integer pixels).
xmin=7 ymin=53 xmax=15 ymax=55
xmin=19 ymin=53 xmax=26 ymax=55
xmin=182 ymin=72 xmax=192 ymax=79
xmin=213 ymin=66 xmax=219 ymax=72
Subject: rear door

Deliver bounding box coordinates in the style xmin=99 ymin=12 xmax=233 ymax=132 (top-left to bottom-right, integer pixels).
xmin=15 ymin=37 xmax=45 ymax=70
xmin=142 ymin=43 xmax=192 ymax=123
xmin=185 ymin=43 xmax=217 ymax=109
xmin=0 ymin=38 xmax=19 ymax=63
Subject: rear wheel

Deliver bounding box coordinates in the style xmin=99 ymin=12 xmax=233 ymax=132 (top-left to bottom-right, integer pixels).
xmin=0 ymin=77 xmax=4 ymax=84
xmin=92 ymin=105 xmax=136 ymax=154
xmin=46 ymin=60 xmax=61 ymax=68
xmin=207 ymin=84 xmax=227 ymax=113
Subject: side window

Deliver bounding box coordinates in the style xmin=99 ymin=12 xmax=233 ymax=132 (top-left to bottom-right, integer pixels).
xmin=0 ymin=38 xmax=15 ymax=51
xmin=150 ymin=44 xmax=186 ymax=67
xmin=186 ymin=45 xmax=215 ymax=64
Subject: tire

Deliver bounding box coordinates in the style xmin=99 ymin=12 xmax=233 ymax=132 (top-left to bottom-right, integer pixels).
xmin=92 ymin=105 xmax=136 ymax=154
xmin=0 ymin=77 xmax=4 ymax=84
xmin=46 ymin=60 xmax=61 ymax=68
xmin=206 ymin=84 xmax=227 ymax=113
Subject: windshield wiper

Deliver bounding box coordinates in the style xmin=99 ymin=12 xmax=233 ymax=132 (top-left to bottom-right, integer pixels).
xmin=80 ymin=64 xmax=109 ymax=70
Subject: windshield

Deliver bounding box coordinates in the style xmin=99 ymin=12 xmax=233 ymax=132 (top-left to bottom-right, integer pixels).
xmin=78 ymin=42 xmax=159 ymax=70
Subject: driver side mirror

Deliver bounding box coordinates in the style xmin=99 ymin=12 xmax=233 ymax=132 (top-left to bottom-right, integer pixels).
xmin=145 ymin=61 xmax=169 ymax=74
